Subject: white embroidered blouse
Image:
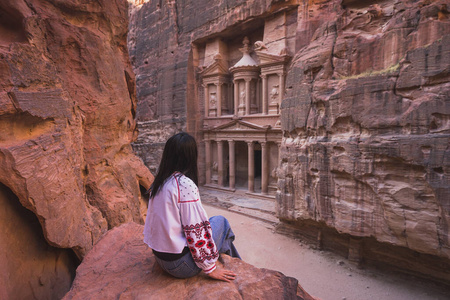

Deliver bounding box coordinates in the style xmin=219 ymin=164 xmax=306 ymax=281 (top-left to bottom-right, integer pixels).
xmin=143 ymin=173 xmax=219 ymax=274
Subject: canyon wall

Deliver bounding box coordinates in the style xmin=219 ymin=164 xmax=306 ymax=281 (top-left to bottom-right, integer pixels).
xmin=278 ymin=0 xmax=450 ymax=263
xmin=0 ymin=0 xmax=152 ymax=298
xmin=129 ymin=0 xmax=450 ymax=281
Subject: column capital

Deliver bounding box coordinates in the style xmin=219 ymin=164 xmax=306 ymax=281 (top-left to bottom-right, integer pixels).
xmin=244 ymin=78 xmax=252 ymax=82
xmin=260 ymin=74 xmax=267 ymax=79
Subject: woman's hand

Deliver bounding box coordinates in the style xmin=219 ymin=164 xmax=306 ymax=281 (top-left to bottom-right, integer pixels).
xmin=207 ymin=267 xmax=237 ymax=282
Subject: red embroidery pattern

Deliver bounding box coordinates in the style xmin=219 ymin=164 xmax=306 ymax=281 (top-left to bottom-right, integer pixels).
xmin=183 ymin=221 xmax=211 ymax=239
xmin=183 ymin=221 xmax=218 ymax=264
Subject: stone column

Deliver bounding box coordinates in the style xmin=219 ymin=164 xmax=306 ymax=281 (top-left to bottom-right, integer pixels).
xmin=245 ymin=78 xmax=251 ymax=115
xmin=278 ymin=73 xmax=285 ymax=114
xmin=233 ymin=80 xmax=239 ymax=116
xmin=204 ymin=84 xmax=209 ymax=118
xmin=261 ymin=74 xmax=268 ymax=115
xmin=217 ymin=140 xmax=224 ymax=187
xmin=247 ymin=141 xmax=254 ymax=192
xmin=261 ymin=141 xmax=269 ymax=194
xmin=216 ymin=82 xmax=222 ymax=117
xmin=205 ymin=140 xmax=211 ymax=184
xmin=228 ymin=140 xmax=235 ymax=190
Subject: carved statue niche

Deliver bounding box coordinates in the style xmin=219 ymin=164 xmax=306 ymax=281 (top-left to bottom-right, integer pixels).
xmin=271 ymin=167 xmax=278 ymax=179
xmin=239 ymin=83 xmax=245 ymax=105
xmin=250 ymin=80 xmax=258 ymax=113
xmin=209 ymin=91 xmax=217 ymax=108
xmin=270 ymin=84 xmax=279 ymax=103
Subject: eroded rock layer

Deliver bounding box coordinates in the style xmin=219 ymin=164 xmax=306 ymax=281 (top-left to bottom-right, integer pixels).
xmin=129 ymin=0 xmax=450 ymax=282
xmin=278 ymin=0 xmax=450 ymax=260
xmin=0 ymin=0 xmax=152 ymax=264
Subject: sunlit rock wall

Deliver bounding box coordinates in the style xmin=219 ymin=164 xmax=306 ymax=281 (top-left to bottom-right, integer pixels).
xmin=0 ymin=0 xmax=153 ymax=266
xmin=129 ymin=0 xmax=450 ymax=279
xmin=278 ymin=0 xmax=450 ymax=261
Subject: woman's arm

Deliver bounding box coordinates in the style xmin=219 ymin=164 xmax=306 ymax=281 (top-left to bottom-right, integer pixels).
xmin=178 ymin=175 xmax=237 ymax=281
xmin=182 ymin=219 xmax=219 ymax=273
xmin=176 ymin=175 xmax=219 ymax=273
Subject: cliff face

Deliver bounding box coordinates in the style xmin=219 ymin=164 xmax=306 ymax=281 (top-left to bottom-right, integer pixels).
xmin=278 ymin=0 xmax=450 ymax=259
xmin=129 ymin=0 xmax=450 ymax=281
xmin=0 ymin=0 xmax=152 ymax=298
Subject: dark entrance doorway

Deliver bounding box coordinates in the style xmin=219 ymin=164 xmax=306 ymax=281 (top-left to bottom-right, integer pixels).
xmin=254 ymin=149 xmax=262 ymax=177
xmin=254 ymin=148 xmax=262 ymax=192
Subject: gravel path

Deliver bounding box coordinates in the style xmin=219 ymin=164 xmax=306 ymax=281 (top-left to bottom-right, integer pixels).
xmin=204 ymin=204 xmax=450 ymax=300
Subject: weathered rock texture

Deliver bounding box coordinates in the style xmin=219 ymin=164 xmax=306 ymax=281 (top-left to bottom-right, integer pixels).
xmin=63 ymin=222 xmax=316 ymax=300
xmin=0 ymin=183 xmax=78 ymax=300
xmin=278 ymin=0 xmax=450 ymax=269
xmin=129 ymin=0 xmax=450 ymax=282
xmin=0 ymin=0 xmax=153 ymax=298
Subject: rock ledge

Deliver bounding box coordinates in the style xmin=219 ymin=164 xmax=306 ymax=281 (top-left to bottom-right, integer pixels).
xmin=63 ymin=222 xmax=316 ymax=300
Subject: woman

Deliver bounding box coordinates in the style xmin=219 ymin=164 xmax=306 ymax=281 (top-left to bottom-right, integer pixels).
xmin=143 ymin=132 xmax=240 ymax=282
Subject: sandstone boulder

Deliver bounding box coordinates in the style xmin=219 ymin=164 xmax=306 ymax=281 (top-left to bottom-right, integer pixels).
xmin=63 ymin=222 xmax=316 ymax=300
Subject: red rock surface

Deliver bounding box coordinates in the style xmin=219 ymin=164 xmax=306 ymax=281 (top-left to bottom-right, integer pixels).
xmin=1 ymin=1 xmax=153 ymax=298
xmin=129 ymin=0 xmax=450 ymax=282
xmin=0 ymin=0 xmax=153 ymax=258
xmin=63 ymin=222 xmax=316 ymax=300
xmin=0 ymin=183 xmax=78 ymax=300
xmin=278 ymin=0 xmax=450 ymax=259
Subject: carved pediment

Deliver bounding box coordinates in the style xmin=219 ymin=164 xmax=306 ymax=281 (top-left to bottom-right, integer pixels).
xmin=255 ymin=51 xmax=290 ymax=67
xmin=199 ymin=55 xmax=229 ymax=78
xmin=209 ymin=120 xmax=270 ymax=132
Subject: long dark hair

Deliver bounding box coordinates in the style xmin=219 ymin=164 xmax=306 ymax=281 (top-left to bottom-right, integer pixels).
xmin=149 ymin=132 xmax=199 ymax=198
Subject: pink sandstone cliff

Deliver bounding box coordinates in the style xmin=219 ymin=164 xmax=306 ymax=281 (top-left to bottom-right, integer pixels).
xmin=129 ymin=0 xmax=450 ymax=283
xmin=0 ymin=0 xmax=153 ymax=298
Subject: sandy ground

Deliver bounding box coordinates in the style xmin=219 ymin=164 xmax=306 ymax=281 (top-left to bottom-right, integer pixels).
xmin=204 ymin=204 xmax=450 ymax=300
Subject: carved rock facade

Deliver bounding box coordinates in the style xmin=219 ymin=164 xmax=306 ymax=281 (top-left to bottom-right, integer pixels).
xmin=129 ymin=0 xmax=449 ymax=282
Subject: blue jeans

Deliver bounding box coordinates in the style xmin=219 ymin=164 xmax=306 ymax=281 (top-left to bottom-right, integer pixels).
xmin=155 ymin=215 xmax=241 ymax=279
